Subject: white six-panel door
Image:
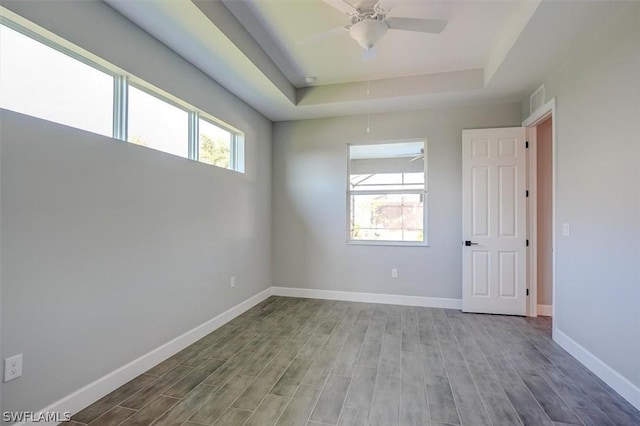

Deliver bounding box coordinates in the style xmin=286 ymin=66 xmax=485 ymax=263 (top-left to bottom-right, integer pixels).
xmin=462 ymin=128 xmax=527 ymax=315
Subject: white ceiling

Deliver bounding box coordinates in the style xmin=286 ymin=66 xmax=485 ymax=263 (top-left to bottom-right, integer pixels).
xmin=104 ymin=0 xmax=627 ymax=122
xmin=244 ymin=0 xmax=524 ymax=86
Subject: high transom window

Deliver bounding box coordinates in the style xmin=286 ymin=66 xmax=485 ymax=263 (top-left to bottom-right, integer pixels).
xmin=0 ymin=19 xmax=244 ymax=172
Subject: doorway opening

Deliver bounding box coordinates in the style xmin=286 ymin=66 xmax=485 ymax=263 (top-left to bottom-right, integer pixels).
xmin=535 ymin=117 xmax=553 ymax=317
xmin=524 ymin=99 xmax=556 ymax=337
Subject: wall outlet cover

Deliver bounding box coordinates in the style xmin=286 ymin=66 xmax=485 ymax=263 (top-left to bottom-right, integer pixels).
xmin=4 ymin=354 xmax=23 ymax=382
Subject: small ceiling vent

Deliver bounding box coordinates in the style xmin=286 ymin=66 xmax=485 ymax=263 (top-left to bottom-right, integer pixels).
xmin=530 ymin=84 xmax=546 ymax=114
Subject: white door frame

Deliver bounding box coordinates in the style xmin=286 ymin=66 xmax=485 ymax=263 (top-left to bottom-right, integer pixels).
xmin=522 ymin=98 xmax=556 ymax=326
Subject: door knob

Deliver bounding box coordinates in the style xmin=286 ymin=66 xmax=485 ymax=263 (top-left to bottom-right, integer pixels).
xmin=464 ymin=241 xmax=478 ymax=246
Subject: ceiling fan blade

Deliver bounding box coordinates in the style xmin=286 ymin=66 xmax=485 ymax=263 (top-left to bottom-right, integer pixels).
xmin=297 ymin=26 xmax=349 ymax=45
xmin=322 ymin=0 xmax=357 ymax=15
xmin=385 ymin=17 xmax=447 ymax=34
xmin=376 ymin=0 xmax=402 ymax=12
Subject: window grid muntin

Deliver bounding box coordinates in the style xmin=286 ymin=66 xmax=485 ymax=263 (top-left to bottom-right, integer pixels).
xmin=113 ymin=75 xmax=128 ymax=141
xmin=188 ymin=111 xmax=199 ymax=160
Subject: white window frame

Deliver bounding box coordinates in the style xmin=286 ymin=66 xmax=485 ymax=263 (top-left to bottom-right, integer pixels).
xmin=0 ymin=14 xmax=244 ymax=173
xmin=347 ymin=139 xmax=428 ymax=247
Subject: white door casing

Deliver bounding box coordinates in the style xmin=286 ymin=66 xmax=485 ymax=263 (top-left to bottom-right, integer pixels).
xmin=462 ymin=127 xmax=527 ymax=315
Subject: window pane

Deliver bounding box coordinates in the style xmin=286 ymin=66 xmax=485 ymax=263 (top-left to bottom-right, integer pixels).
xmin=350 ymin=193 xmax=424 ymax=242
xmin=199 ymin=118 xmax=232 ymax=169
xmin=0 ymin=24 xmax=113 ymax=136
xmin=127 ymin=86 xmax=188 ymax=158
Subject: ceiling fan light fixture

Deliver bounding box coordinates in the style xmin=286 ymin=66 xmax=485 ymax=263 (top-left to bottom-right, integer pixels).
xmin=349 ymin=19 xmax=388 ymax=50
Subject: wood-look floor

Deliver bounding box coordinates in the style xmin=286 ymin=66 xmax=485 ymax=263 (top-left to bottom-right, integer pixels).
xmin=71 ymin=297 xmax=640 ymax=426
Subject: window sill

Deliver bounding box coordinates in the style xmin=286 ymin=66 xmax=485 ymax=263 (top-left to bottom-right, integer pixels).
xmin=347 ymin=240 xmax=429 ymax=247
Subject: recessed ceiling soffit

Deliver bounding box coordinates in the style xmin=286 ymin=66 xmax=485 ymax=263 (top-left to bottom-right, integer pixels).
xmin=205 ymin=0 xmax=540 ymax=107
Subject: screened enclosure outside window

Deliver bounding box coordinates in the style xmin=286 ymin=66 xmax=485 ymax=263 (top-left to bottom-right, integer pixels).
xmin=0 ymin=23 xmax=113 ymax=137
xmin=348 ymin=141 xmax=427 ymax=244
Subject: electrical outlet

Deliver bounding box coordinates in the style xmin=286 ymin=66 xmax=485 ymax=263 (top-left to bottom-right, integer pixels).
xmin=391 ymin=268 xmax=398 ymax=278
xmin=4 ymin=354 xmax=22 ymax=382
xmin=230 ymin=276 xmax=236 ymax=288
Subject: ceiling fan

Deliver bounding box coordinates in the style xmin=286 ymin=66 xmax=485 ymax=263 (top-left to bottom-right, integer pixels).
xmin=298 ymin=0 xmax=448 ymax=51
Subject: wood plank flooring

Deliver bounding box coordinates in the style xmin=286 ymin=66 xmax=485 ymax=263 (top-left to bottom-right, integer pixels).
xmin=71 ymin=297 xmax=640 ymax=426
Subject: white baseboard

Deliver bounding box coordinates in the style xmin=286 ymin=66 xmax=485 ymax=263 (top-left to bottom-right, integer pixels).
xmin=21 ymin=287 xmax=273 ymax=426
xmin=554 ymin=328 xmax=640 ymax=411
xmin=537 ymin=304 xmax=553 ymax=316
xmin=271 ymin=286 xmax=462 ymax=309
xmin=22 ymin=287 xmax=639 ymax=424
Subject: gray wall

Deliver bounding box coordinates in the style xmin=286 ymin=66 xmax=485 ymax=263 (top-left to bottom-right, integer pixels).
xmin=535 ymin=2 xmax=639 ymax=388
xmin=272 ymin=104 xmax=521 ymax=299
xmin=0 ymin=1 xmax=271 ymax=415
